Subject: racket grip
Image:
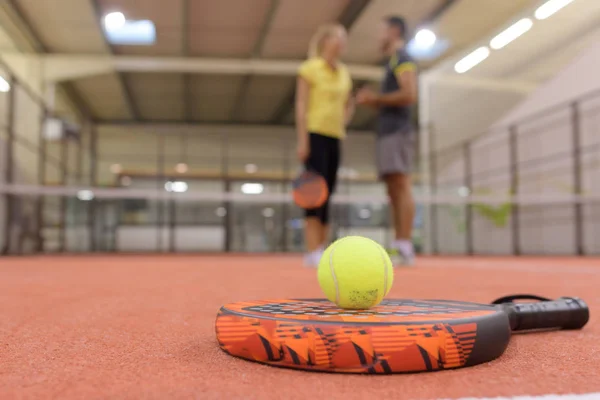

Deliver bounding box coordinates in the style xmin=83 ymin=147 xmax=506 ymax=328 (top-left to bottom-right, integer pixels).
xmin=503 ymin=297 xmax=589 ymax=332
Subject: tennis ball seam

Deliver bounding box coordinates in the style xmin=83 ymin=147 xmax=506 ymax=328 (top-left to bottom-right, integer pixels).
xmin=378 ymin=243 xmax=389 ymax=296
xmin=328 ymin=236 xmax=352 ymax=304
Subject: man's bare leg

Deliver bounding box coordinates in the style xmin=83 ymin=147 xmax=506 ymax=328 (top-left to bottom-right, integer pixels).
xmin=385 ymin=173 xmax=415 ymax=264
xmin=305 ymin=217 xmax=323 ymax=252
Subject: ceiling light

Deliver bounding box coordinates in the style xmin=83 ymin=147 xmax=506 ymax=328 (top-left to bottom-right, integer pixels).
xmin=215 ymin=207 xmax=227 ymax=217
xmin=175 ymin=163 xmax=188 ymax=174
xmin=454 ymin=47 xmax=490 ymax=74
xmin=262 ymin=207 xmax=275 ymax=218
xmin=490 ymin=18 xmax=533 ymax=50
xmin=105 ymin=19 xmax=156 ymax=45
xmin=164 ymin=181 xmax=188 ymax=193
xmin=358 ymin=208 xmax=372 ymax=219
xmin=458 ymin=186 xmax=471 ymax=197
xmin=110 ymin=163 xmax=123 ymax=174
xmin=0 ymin=77 xmax=10 ymax=93
xmin=241 ymin=183 xmax=263 ymax=195
xmin=77 ymin=190 xmax=94 ymax=201
xmin=245 ymin=164 xmax=258 ymax=174
xmin=414 ymin=29 xmax=437 ymax=49
xmin=104 ymin=12 xmax=126 ymax=31
xmin=535 ymin=0 xmax=574 ymax=20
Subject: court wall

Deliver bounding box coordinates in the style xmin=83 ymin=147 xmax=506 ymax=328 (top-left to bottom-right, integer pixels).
xmin=427 ymin=37 xmax=600 ymax=255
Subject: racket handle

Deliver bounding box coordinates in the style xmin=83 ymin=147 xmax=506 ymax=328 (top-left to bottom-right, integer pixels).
xmin=503 ymin=297 xmax=589 ymax=332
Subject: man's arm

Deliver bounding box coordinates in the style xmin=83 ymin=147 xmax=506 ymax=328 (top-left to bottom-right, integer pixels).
xmin=344 ymin=93 xmax=355 ymax=125
xmin=356 ymin=64 xmax=418 ymax=108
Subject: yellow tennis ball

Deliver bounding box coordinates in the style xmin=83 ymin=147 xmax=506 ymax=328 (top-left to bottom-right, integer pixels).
xmin=317 ymin=236 xmax=394 ymax=309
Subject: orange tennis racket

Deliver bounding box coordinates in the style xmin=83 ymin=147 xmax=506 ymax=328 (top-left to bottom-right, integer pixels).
xmin=292 ymin=169 xmax=328 ymax=209
xmin=215 ymin=296 xmax=588 ymax=374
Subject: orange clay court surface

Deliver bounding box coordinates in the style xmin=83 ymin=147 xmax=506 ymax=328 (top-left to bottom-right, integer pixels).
xmin=1 ymin=254 xmax=600 ymax=400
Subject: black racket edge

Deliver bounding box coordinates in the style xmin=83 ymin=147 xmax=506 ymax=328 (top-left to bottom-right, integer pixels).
xmin=492 ymin=295 xmax=589 ymax=332
xmin=292 ymin=169 xmax=324 ymax=189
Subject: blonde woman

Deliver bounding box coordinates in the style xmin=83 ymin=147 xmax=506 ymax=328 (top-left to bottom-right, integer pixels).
xmin=295 ymin=24 xmax=354 ymax=267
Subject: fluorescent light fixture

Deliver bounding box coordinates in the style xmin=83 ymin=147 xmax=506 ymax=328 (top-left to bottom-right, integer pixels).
xmin=164 ymin=181 xmax=188 ymax=193
xmin=458 ymin=186 xmax=471 ymax=197
xmin=490 ymin=18 xmax=533 ymax=50
xmin=245 ymin=164 xmax=258 ymax=174
xmin=454 ymin=47 xmax=490 ymax=74
xmin=110 ymin=163 xmax=123 ymax=174
xmin=175 ymin=163 xmax=188 ymax=173
xmin=262 ymin=207 xmax=275 ymax=218
xmin=414 ymin=29 xmax=437 ymax=49
xmin=104 ymin=12 xmax=126 ymax=31
xmin=215 ymin=207 xmax=227 ymax=217
xmin=0 ymin=77 xmax=10 ymax=92
xmin=241 ymin=183 xmax=263 ymax=195
xmin=105 ymin=19 xmax=156 ymax=45
xmin=77 ymin=190 xmax=95 ymax=201
xmin=535 ymin=0 xmax=574 ymax=20
xmin=407 ymin=38 xmax=449 ymax=61
xmin=358 ymin=208 xmax=372 ymax=219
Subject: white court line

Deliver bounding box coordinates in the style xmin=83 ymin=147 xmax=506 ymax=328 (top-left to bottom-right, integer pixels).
xmin=418 ymin=259 xmax=600 ymax=275
xmin=441 ymin=393 xmax=600 ymax=400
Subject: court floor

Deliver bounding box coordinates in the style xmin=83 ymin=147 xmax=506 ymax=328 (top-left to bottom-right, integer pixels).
xmin=1 ymin=254 xmax=599 ymax=399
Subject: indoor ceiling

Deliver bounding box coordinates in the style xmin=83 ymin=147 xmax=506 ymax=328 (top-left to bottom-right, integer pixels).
xmin=3 ymin=0 xmax=595 ymax=128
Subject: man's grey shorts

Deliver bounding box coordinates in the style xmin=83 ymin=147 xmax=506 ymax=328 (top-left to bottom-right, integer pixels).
xmin=376 ymin=132 xmax=416 ymax=179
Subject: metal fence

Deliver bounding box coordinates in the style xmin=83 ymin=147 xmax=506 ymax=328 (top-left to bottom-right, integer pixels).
xmin=427 ymin=87 xmax=600 ymax=256
xmin=1 ymin=54 xmax=599 ymax=255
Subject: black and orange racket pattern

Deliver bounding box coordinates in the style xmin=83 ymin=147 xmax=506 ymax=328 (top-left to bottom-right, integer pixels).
xmin=215 ymin=298 xmax=588 ymax=374
xmin=292 ymin=171 xmax=328 ymax=209
xmin=216 ymin=299 xmax=506 ymax=373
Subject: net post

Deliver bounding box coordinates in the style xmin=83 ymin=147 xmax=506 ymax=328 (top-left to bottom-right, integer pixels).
xmin=1 ymin=75 xmax=16 ymax=255
xmin=571 ymin=101 xmax=584 ymax=255
xmin=281 ymin=132 xmax=290 ymax=252
xmin=76 ymin=120 xmax=84 ymax=252
xmin=429 ymin=124 xmax=438 ymax=255
xmin=59 ymin=127 xmax=68 ymax=253
xmin=222 ymin=130 xmax=231 ymax=253
xmin=169 ymin=195 xmax=176 ymax=253
xmin=156 ymin=132 xmax=165 ymax=253
xmin=88 ymin=123 xmax=98 ymax=252
xmin=464 ymin=142 xmax=473 ymax=255
xmin=508 ymin=125 xmax=520 ymax=256
xmin=36 ymin=107 xmax=48 ymax=253
xmin=77 ymin=120 xmax=83 ymax=185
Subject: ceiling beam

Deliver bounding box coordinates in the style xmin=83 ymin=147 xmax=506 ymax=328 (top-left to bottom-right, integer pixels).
xmin=89 ymin=0 xmax=140 ymax=121
xmin=40 ymin=54 xmax=384 ymax=82
xmin=2 ymin=0 xmax=92 ymax=119
xmin=419 ymin=0 xmax=459 ymax=27
xmin=95 ymin=120 xmax=373 ymax=133
xmin=231 ymin=0 xmax=281 ymax=122
xmin=271 ymin=0 xmax=373 ymax=124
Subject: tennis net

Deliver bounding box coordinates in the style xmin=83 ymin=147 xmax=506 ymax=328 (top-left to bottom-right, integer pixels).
xmin=1 ymin=183 xmax=599 ymax=255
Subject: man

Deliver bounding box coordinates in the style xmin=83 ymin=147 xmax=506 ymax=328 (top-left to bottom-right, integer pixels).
xmin=356 ymin=16 xmax=418 ymax=266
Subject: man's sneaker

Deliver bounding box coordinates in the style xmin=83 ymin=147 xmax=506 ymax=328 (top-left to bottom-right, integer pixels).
xmin=303 ymin=250 xmax=323 ymax=268
xmin=388 ymin=248 xmax=415 ymax=267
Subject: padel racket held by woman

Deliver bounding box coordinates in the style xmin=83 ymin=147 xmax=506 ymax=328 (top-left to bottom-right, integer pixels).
xmin=215 ymin=295 xmax=589 ymax=374
xmin=292 ymin=169 xmax=329 ymax=209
